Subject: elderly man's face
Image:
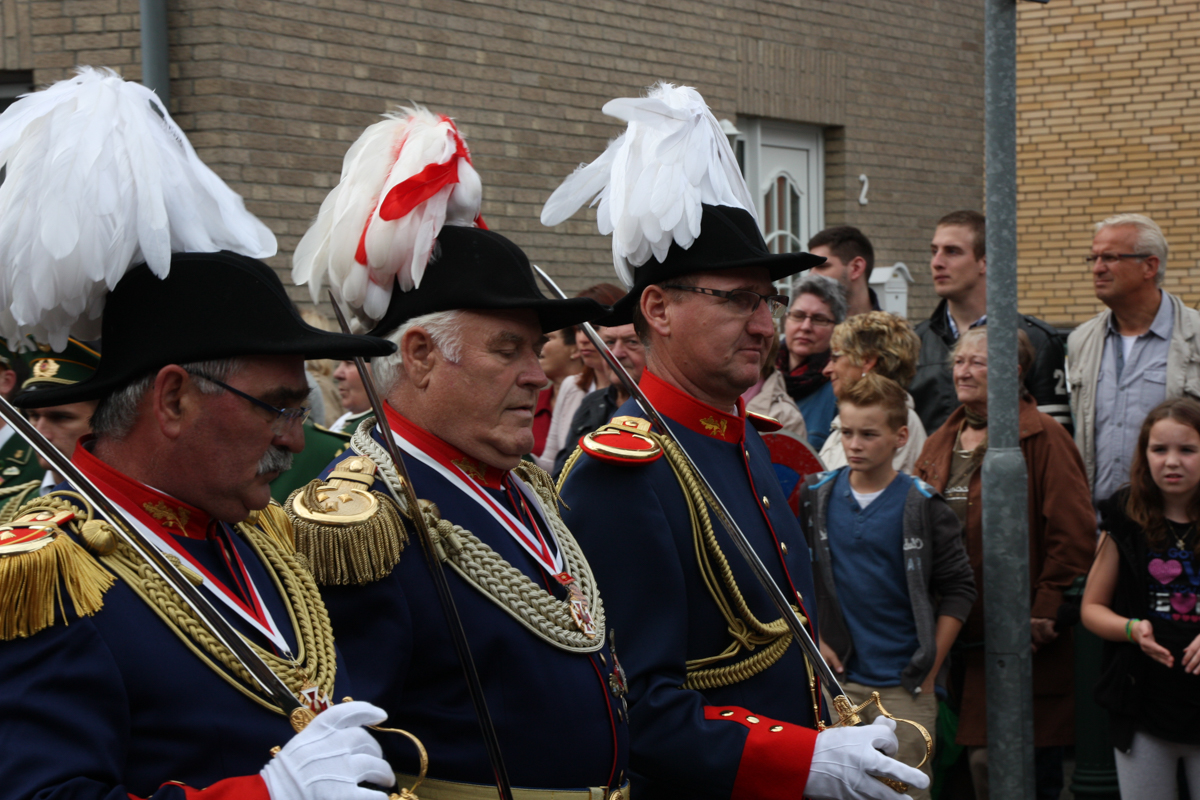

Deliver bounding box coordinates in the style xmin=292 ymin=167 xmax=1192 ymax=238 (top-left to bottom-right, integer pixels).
xmin=178 ymin=355 xmax=309 ymax=521
xmin=419 ymin=309 xmax=548 ymax=470
xmin=1091 ymin=224 xmax=1158 ymax=305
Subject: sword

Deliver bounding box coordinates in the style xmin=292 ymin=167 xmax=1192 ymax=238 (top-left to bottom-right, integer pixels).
xmin=327 ymin=293 xmax=514 ymax=800
xmin=532 ymin=267 xmax=844 ymax=696
xmin=0 ymin=396 xmax=309 ymax=726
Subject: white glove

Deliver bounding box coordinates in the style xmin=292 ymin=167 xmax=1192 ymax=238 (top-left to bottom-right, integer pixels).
xmin=261 ymin=701 xmax=395 ymax=800
xmin=804 ymin=717 xmax=930 ymax=800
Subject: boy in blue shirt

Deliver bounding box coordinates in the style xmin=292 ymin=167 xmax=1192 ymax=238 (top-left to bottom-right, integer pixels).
xmin=800 ymin=373 xmax=976 ymax=799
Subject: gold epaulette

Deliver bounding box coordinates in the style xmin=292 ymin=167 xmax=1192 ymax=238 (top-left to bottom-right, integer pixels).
xmin=284 ymin=453 xmax=408 ymax=587
xmin=579 ymin=416 xmax=664 ymax=465
xmin=0 ymin=498 xmax=116 ymax=640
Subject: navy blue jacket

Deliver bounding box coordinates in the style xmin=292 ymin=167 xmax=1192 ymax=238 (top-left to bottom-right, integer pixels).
xmin=315 ymin=406 xmax=629 ymax=791
xmin=559 ymin=372 xmax=823 ymax=800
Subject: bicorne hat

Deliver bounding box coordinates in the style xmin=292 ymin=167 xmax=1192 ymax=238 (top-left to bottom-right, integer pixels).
xmin=366 ymin=226 xmax=607 ymax=336
xmin=600 ymin=204 xmax=825 ymax=326
xmin=16 ymin=251 xmax=395 ymax=408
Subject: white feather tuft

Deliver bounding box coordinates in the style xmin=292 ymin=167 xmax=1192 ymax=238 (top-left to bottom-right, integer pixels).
xmin=292 ymin=106 xmax=483 ymax=328
xmin=0 ymin=67 xmax=276 ymax=347
xmin=540 ymin=82 xmax=755 ymax=287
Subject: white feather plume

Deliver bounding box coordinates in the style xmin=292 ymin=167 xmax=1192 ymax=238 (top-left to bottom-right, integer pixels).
xmin=541 ymin=82 xmax=755 ymax=287
xmin=292 ymin=107 xmax=483 ymax=326
xmin=0 ymin=67 xmax=277 ymax=349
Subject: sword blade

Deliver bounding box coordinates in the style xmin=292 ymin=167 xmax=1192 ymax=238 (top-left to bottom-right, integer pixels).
xmin=327 ymin=294 xmax=514 ymax=800
xmin=533 ymin=266 xmax=846 ymax=699
xmin=0 ymin=395 xmax=302 ymax=712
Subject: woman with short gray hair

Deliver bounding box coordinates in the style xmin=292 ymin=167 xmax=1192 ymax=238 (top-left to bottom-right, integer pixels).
xmin=779 ymin=273 xmax=848 ymax=449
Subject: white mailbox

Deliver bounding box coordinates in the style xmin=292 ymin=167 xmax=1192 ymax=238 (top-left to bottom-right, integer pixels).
xmin=868 ymin=262 xmax=914 ymax=318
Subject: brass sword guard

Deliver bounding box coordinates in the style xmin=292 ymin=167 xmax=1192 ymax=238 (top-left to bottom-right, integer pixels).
xmin=823 ymin=691 xmax=933 ymax=795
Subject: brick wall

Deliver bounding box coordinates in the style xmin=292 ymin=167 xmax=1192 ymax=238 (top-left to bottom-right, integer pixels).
xmin=3 ymin=0 xmax=987 ymax=320
xmin=1018 ymin=0 xmax=1200 ymax=328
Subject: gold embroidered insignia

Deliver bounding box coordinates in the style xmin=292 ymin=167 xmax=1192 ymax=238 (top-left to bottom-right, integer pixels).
xmin=699 ymin=416 xmax=728 ymax=439
xmin=32 ymin=359 xmax=60 ymax=379
xmin=2 ymin=466 xmax=19 ymax=476
xmin=452 ymin=457 xmax=486 ymax=482
xmin=143 ymin=501 xmax=191 ymax=534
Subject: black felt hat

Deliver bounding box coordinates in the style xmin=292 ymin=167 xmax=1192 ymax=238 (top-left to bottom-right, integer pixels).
xmin=601 ymin=204 xmax=826 ymax=326
xmin=16 ymin=251 xmax=396 ymax=408
xmin=365 ymin=225 xmax=607 ymax=337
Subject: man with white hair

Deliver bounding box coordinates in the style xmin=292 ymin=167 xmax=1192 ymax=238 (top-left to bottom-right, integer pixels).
xmin=1068 ymin=213 xmax=1200 ymax=505
xmin=286 ymin=224 xmax=631 ymax=796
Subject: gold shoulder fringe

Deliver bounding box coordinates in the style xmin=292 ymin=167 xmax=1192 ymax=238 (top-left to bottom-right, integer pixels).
xmin=0 ymin=503 xmax=115 ymax=640
xmin=285 ymin=480 xmax=408 ymax=586
xmin=252 ymin=500 xmax=295 ymax=553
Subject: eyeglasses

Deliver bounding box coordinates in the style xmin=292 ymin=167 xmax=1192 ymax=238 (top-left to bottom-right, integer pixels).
xmin=186 ymin=370 xmax=311 ymax=435
xmin=785 ymin=310 xmax=837 ymax=329
xmin=663 ymin=285 xmax=790 ymax=318
xmin=1084 ymin=252 xmax=1151 ymax=266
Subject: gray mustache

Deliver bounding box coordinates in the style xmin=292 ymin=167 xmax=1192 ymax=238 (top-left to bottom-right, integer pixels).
xmin=257 ymin=446 xmax=293 ymax=476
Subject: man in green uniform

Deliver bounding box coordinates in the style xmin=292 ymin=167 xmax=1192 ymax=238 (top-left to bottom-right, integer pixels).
xmin=19 ymin=338 xmax=102 ymax=496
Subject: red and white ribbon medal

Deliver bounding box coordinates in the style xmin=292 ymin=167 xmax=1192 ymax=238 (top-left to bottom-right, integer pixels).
xmin=556 ymin=572 xmax=597 ymax=638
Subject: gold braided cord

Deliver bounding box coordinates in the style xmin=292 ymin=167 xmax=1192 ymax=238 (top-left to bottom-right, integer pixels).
xmin=98 ymin=509 xmax=337 ymax=715
xmin=558 ymin=429 xmax=805 ymax=690
xmin=351 ymin=424 xmax=606 ymax=653
xmin=0 ymin=481 xmax=45 ymax=523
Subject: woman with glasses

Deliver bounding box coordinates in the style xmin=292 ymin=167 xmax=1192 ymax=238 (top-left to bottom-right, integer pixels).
xmin=819 ymin=311 xmax=927 ymax=473
xmin=780 ymin=273 xmax=847 ymax=449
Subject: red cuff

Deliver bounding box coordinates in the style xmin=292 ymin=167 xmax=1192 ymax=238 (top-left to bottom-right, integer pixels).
xmin=161 ymin=775 xmax=269 ymax=800
xmin=705 ymin=705 xmax=818 ymax=800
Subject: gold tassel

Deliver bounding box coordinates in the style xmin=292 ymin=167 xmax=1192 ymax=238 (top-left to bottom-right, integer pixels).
xmin=286 ymin=487 xmax=408 ymax=586
xmin=0 ymin=533 xmax=115 ymax=640
xmin=252 ymin=501 xmax=296 ymax=553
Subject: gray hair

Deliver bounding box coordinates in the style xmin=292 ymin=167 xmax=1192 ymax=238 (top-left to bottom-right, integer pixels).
xmin=793 ymin=273 xmax=848 ymax=324
xmin=372 ymin=309 xmax=465 ymax=396
xmin=1095 ymin=213 xmax=1168 ymax=286
xmin=91 ymin=358 xmax=243 ymax=440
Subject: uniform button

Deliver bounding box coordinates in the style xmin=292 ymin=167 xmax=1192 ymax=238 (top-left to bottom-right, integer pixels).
xmin=762 ymin=496 xmax=770 ymax=509
xmin=746 ymin=716 xmax=760 ymax=723
xmin=781 ymin=542 xmax=789 ymax=555
xmin=770 ymin=725 xmax=784 ymax=732
xmin=720 ymin=710 xmax=734 ymax=717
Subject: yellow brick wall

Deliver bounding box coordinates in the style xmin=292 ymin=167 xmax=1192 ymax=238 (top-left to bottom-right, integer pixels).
xmin=1018 ymin=0 xmax=1200 ymax=328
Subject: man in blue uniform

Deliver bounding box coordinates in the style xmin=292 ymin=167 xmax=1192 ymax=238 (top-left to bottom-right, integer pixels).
xmin=556 ymin=202 xmax=930 ymax=799
xmin=286 ymin=224 xmax=631 ymax=797
xmin=0 ymin=252 xmax=400 ymax=800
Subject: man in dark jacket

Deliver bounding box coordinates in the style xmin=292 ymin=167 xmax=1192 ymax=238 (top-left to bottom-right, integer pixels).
xmin=910 ymin=210 xmax=1070 ymax=434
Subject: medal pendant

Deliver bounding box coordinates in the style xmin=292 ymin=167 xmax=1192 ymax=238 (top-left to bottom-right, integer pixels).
xmin=556 ymin=572 xmax=597 ymax=638
xmin=296 ymin=668 xmax=332 ymax=713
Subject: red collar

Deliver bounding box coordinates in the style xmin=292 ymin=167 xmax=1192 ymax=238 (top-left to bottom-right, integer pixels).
xmin=382 ymin=402 xmax=508 ymax=489
xmin=640 ymin=371 xmax=746 ymax=444
xmin=73 ymin=441 xmax=213 ymax=539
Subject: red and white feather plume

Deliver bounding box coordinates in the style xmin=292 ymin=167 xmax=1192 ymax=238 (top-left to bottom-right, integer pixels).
xmin=292 ymin=107 xmax=484 ymax=327
xmin=0 ymin=67 xmax=277 ymax=349
xmin=541 ymin=82 xmax=755 ymax=287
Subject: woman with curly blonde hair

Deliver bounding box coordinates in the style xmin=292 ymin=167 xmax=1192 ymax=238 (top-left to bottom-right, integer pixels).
xmin=820 ymin=311 xmax=927 ymax=472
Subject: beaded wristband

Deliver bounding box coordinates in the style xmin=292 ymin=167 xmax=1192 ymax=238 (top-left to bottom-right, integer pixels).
xmin=1126 ymin=618 xmax=1140 ymax=642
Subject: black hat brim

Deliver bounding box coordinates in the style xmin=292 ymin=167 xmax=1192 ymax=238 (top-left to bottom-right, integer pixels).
xmin=598 ymin=205 xmax=826 ymax=326
xmin=365 ymin=226 xmax=608 ymax=336
xmin=17 ymin=251 xmax=396 ymax=408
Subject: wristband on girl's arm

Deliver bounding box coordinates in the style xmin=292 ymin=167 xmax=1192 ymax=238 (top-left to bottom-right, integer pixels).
xmin=1126 ymin=618 xmax=1141 ymax=642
